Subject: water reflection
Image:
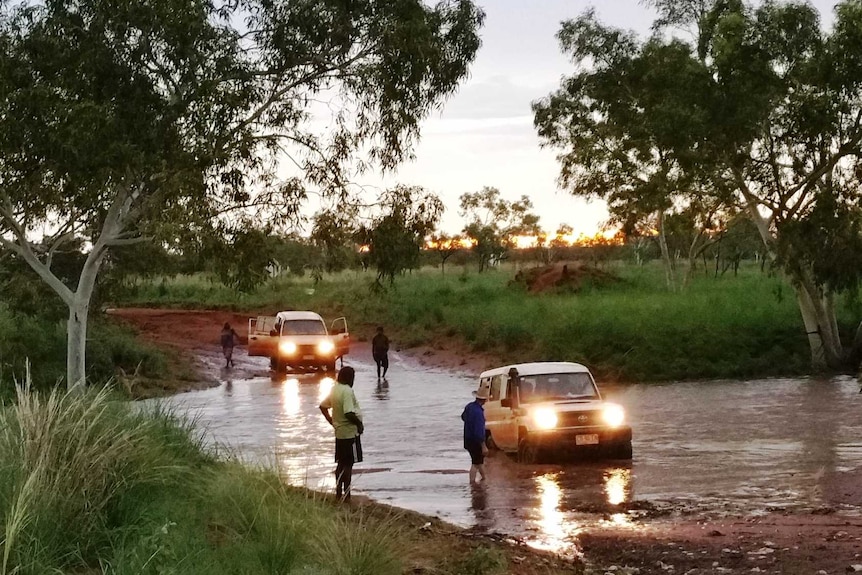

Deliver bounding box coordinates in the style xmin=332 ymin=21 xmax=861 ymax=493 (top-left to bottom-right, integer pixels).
xmin=282 ymin=378 xmax=300 ymax=415
xmin=604 ymin=467 xmax=630 ymax=506
xmin=532 ymin=473 xmax=574 ymax=552
xmin=318 ymin=377 xmax=334 ymax=402
xmin=373 ymin=379 xmax=390 ymax=400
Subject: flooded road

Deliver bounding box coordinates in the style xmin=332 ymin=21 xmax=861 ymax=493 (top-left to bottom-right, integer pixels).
xmin=159 ymin=351 xmax=862 ymax=552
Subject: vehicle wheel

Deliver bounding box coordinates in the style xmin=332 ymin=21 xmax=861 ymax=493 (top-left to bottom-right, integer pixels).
xmin=485 ymin=431 xmax=500 ymax=453
xmin=609 ymin=441 xmax=633 ymax=460
xmin=517 ymin=438 xmax=539 ymax=464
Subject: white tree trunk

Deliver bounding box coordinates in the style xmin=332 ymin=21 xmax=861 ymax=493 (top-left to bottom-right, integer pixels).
xmin=67 ymin=299 xmax=89 ymax=390
xmin=794 ymin=269 xmax=844 ymax=369
xmin=738 ymin=192 xmax=845 ymax=369
xmin=657 ymin=211 xmax=676 ymax=292
xmin=1 ymin=187 xmax=130 ymax=390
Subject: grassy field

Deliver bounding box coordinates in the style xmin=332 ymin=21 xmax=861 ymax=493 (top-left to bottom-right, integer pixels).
xmin=112 ymin=260 xmax=859 ymax=382
xmin=0 ymin=383 xmax=547 ymax=575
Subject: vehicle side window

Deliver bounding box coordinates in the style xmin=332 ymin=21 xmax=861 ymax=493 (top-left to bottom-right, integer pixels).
xmin=489 ymin=376 xmax=502 ymax=400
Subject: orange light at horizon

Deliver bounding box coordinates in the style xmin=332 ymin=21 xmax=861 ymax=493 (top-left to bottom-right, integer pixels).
xmin=426 ymin=237 xmax=475 ymax=250
xmin=423 ymin=229 xmax=623 ymax=251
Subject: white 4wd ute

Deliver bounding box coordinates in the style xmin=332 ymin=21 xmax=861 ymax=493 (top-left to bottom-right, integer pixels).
xmin=247 ymin=311 xmax=349 ymax=373
xmin=478 ymin=362 xmax=632 ymax=462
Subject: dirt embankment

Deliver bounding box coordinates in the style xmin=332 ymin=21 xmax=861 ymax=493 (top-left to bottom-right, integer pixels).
xmin=108 ymin=307 xmax=862 ymax=575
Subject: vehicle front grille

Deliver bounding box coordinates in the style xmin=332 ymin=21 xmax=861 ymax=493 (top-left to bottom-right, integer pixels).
xmin=557 ymin=410 xmax=602 ymax=428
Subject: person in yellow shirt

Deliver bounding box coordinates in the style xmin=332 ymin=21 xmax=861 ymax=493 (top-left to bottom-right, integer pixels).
xmin=319 ymin=366 xmax=364 ymax=501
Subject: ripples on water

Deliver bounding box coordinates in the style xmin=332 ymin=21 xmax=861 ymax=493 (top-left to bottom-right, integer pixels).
xmin=158 ymin=353 xmax=862 ymax=554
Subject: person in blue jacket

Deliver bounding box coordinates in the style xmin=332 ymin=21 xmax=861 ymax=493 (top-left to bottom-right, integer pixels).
xmin=461 ymin=387 xmax=489 ymax=484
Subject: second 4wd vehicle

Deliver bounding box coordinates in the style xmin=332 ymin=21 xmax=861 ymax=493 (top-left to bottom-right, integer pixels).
xmin=478 ymin=362 xmax=632 ymax=462
xmin=247 ymin=311 xmax=349 ymax=372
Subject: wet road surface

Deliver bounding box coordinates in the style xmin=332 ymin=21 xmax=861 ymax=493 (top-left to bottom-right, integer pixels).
xmin=157 ymin=351 xmax=862 ymax=552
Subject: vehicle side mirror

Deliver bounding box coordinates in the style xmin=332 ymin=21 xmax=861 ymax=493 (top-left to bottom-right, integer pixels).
xmin=501 ymin=398 xmax=511 ymax=408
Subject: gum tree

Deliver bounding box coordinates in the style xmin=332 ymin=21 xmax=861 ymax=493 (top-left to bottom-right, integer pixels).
xmin=0 ymin=0 xmax=484 ymax=389
xmin=534 ymin=0 xmax=862 ymax=369
xmin=459 ymin=187 xmax=540 ymax=271
xmin=356 ymin=185 xmax=444 ymax=286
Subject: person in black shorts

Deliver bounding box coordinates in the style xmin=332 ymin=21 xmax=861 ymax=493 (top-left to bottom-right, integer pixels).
xmin=319 ymin=366 xmax=364 ymax=501
xmin=220 ymin=323 xmax=240 ymax=368
xmin=461 ymin=387 xmax=489 ymax=484
xmin=371 ymin=326 xmax=390 ymax=379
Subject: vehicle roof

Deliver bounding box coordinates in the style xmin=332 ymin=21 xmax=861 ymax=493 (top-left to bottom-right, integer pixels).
xmin=275 ymin=311 xmax=325 ymax=322
xmin=479 ymin=361 xmax=592 ymax=378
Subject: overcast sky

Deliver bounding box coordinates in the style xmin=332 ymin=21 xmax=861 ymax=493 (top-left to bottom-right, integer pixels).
xmin=358 ymin=0 xmax=839 ymax=237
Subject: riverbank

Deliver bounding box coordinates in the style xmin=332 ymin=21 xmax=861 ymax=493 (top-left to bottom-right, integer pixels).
xmin=0 ymin=381 xmax=582 ymax=575
xmin=106 ymin=307 xmax=495 ymax=397
xmin=111 ymin=262 xmax=860 ymax=384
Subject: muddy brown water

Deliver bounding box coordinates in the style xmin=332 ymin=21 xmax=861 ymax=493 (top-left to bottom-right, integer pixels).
xmin=154 ymin=351 xmax=862 ymax=553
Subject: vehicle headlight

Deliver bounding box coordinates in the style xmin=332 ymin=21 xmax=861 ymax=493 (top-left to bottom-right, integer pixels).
xmin=279 ymin=341 xmax=297 ymax=355
xmin=602 ymin=404 xmax=625 ymax=428
xmin=531 ymin=407 xmax=558 ymax=430
xmin=317 ymin=340 xmax=335 ymax=354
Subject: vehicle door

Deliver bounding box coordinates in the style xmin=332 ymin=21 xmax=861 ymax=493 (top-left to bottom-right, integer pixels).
xmin=493 ymin=375 xmax=521 ymax=450
xmin=247 ymin=316 xmax=279 ymax=357
xmin=483 ymin=375 xmax=516 ymax=450
xmin=329 ymin=317 xmax=350 ymax=357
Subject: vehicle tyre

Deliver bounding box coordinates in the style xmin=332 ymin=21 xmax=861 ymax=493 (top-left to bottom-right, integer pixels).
xmin=517 ymin=437 xmax=539 ymax=464
xmin=485 ymin=432 xmax=499 ymax=453
xmin=609 ymin=441 xmax=633 ymax=460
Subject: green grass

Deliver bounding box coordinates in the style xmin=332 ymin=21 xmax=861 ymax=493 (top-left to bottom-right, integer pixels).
xmin=0 ymin=383 xmax=411 ymax=575
xmin=0 ymin=304 xmax=171 ymax=398
xmin=112 ymin=261 xmax=853 ymax=382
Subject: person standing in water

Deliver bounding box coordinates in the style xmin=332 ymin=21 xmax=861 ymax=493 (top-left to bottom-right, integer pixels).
xmin=461 ymin=388 xmax=489 ymax=484
xmin=371 ymin=326 xmax=390 ymax=379
xmin=220 ymin=322 xmax=240 ymax=368
xmin=319 ymin=366 xmax=364 ymax=501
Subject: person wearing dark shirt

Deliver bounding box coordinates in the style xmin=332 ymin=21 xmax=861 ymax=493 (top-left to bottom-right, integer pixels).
xmin=220 ymin=323 xmax=240 ymax=368
xmin=461 ymin=388 xmax=489 ymax=484
xmin=371 ymin=326 xmax=390 ymax=379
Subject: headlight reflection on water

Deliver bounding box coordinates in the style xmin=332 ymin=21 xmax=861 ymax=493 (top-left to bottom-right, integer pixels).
xmin=602 ymin=467 xmax=637 ymax=529
xmin=282 ymin=378 xmax=300 ymax=416
xmin=276 ymin=376 xmax=338 ymax=492
xmin=531 ymin=473 xmax=579 ymax=553
xmin=604 ymin=467 xmax=630 ymax=506
xmin=318 ymin=377 xmax=334 ymax=402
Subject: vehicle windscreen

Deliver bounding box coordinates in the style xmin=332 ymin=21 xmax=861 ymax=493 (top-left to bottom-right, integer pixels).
xmin=519 ymin=372 xmax=597 ymax=402
xmin=281 ymin=320 xmax=327 ymax=335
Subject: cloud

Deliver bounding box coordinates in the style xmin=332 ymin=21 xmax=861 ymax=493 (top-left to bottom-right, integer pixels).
xmin=435 ymin=75 xmax=555 ymax=120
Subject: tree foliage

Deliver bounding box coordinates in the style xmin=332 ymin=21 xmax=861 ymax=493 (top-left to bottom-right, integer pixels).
xmin=534 ymin=0 xmax=862 ymax=369
xmin=356 ymin=185 xmax=443 ymax=286
xmin=459 ymin=187 xmax=540 ymax=271
xmin=0 ymin=0 xmax=484 ymax=387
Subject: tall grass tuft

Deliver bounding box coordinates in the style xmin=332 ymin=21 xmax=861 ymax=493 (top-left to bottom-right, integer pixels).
xmin=0 ymin=381 xmax=204 ymax=574
xmin=307 ymin=509 xmax=404 ymax=575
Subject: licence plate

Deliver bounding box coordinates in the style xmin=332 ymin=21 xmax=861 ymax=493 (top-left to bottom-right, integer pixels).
xmin=576 ymin=434 xmax=599 ymax=445
xmin=303 ymin=355 xmax=315 ymax=360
